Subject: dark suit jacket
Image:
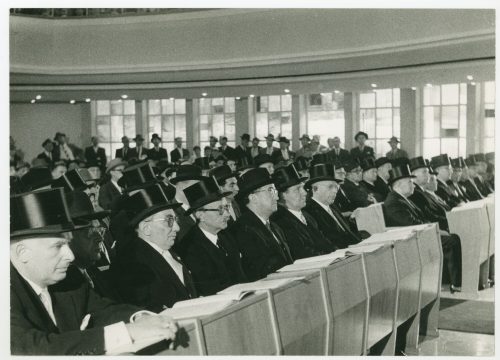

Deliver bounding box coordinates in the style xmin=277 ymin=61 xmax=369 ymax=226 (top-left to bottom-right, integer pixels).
xmin=261 ymin=146 xmax=280 ymax=156
xmin=386 ymin=148 xmax=409 ymax=160
xmin=11 ymin=264 xmax=139 ymax=355
xmin=409 ymin=184 xmax=449 ymax=231
xmin=115 ymin=147 xmax=137 ymax=161
xmin=333 ymin=186 xmax=352 ymax=213
xmin=233 ymin=210 xmax=293 ymax=281
xmin=271 ymin=149 xmax=296 ymax=164
xmin=271 ymin=206 xmax=335 ymax=260
xmin=473 ymin=176 xmax=493 ymax=197
xmin=113 ymin=237 xmax=197 ymax=312
xmin=98 ymin=181 xmax=121 ymax=211
xmin=64 ymin=265 xmax=123 ymax=303
xmin=172 ymin=206 xmax=197 ymax=255
xmin=234 ymin=145 xmax=252 ymax=163
xmin=350 ymin=146 xmax=375 ymax=161
xmin=382 ymin=191 xmax=428 ymax=227
xmin=436 ymin=179 xmax=462 ymax=209
xmin=304 ymin=199 xmax=361 ymax=249
xmin=447 ymin=180 xmax=469 ymax=203
xmin=36 ymin=151 xmax=54 ymax=166
xmin=327 ymin=148 xmax=350 ymax=164
xmin=459 ymin=179 xmax=483 ymax=201
xmin=84 ymin=147 xmax=107 ymax=171
xmin=219 ymin=145 xmax=236 ymax=160
xmin=170 ymin=148 xmax=190 ymax=163
xmin=374 ymin=176 xmax=391 ymax=201
xmin=341 ymin=179 xmax=372 ymax=211
xmin=146 ymin=147 xmax=168 ymax=162
xmin=180 ymin=226 xmax=247 ymax=296
xmin=360 ymin=180 xmax=384 ymax=203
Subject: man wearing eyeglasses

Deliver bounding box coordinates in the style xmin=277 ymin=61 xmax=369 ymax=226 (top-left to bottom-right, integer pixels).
xmin=209 ymin=165 xmax=241 ymax=223
xmin=340 ymin=159 xmax=374 ymax=211
xmin=233 ymin=168 xmax=293 ymax=281
xmin=179 ymin=177 xmax=247 ymax=296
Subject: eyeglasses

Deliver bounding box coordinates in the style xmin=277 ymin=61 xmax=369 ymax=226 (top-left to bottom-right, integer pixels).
xmin=197 ymin=205 xmax=230 ymax=216
xmin=254 ymin=187 xmax=278 ymax=196
xmin=145 ymin=215 xmax=179 ymax=228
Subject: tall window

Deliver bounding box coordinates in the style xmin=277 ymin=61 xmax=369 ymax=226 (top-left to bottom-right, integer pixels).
xmin=359 ymin=88 xmax=400 ymax=157
xmin=422 ymin=83 xmax=467 ymax=159
xmin=95 ymin=100 xmax=136 ymax=160
xmin=306 ymin=92 xmax=345 ymax=145
xmin=199 ymin=97 xmax=236 ymax=149
xmin=483 ymin=81 xmax=495 ymax=153
xmin=147 ymin=99 xmax=187 ymax=153
xmin=255 ymin=95 xmax=292 ymax=147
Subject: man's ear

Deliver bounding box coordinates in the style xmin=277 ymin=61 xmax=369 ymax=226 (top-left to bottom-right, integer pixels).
xmin=14 ymin=241 xmax=31 ymax=263
xmin=138 ymin=221 xmax=151 ymax=236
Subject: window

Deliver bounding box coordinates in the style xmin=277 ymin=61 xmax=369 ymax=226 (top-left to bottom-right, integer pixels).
xmin=255 ymin=95 xmax=293 ymax=147
xmin=95 ymin=100 xmax=136 ymax=161
xmin=359 ymin=88 xmax=401 ymax=157
xmin=147 ymin=99 xmax=187 ymax=153
xmin=199 ymin=97 xmax=236 ymax=149
xmin=483 ymin=81 xmax=495 ymax=153
xmin=306 ymin=92 xmax=345 ymax=145
xmin=422 ymin=83 xmax=467 ymax=159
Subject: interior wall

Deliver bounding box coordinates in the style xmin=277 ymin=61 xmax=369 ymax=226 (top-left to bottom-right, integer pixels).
xmin=10 ymin=103 xmax=91 ymax=163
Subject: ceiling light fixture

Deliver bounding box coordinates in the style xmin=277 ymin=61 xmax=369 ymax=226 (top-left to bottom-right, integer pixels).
xmin=425 ymin=83 xmax=433 ymax=87
xmin=411 ymin=87 xmax=417 ymax=90
xmin=334 ymin=90 xmax=340 ymax=94
xmin=70 ymin=100 xmax=76 ymax=104
xmin=169 ymin=97 xmax=174 ymax=100
xmin=202 ymin=93 xmax=207 ymax=97
xmin=30 ymin=99 xmax=36 ymax=104
xmin=467 ymin=75 xmax=474 ymax=81
xmin=371 ymin=83 xmax=377 ymax=88
xmin=471 ymin=82 xmax=476 ymax=86
xmin=284 ymin=89 xmax=290 ymax=93
xmin=249 ymin=94 xmax=255 ymax=98
xmin=85 ymin=98 xmax=91 ymax=103
xmin=35 ymin=95 xmax=42 ymax=100
xmin=121 ymin=94 xmax=128 ymax=99
xmin=235 ymin=97 xmax=241 ymax=100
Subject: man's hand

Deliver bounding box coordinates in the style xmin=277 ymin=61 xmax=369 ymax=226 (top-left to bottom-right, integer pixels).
xmin=126 ymin=315 xmax=178 ymax=349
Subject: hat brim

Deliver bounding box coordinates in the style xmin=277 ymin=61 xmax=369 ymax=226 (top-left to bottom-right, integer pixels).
xmin=304 ymin=176 xmax=341 ymax=190
xmin=409 ymin=164 xmax=427 ymax=172
xmin=169 ymin=175 xmax=205 ymax=185
xmin=128 ymin=202 xmax=182 ymax=228
xmin=185 ymin=191 xmax=233 ymax=216
xmin=238 ymin=178 xmax=275 ymax=197
xmin=388 ymin=174 xmax=416 ymax=185
xmin=106 ymin=161 xmax=128 ymax=174
xmin=71 ymin=209 xmax=112 ymax=221
xmin=10 ymin=221 xmax=90 ymax=239
xmin=276 ymin=177 xmax=308 ymax=192
xmin=122 ymin=180 xmax=163 ymax=193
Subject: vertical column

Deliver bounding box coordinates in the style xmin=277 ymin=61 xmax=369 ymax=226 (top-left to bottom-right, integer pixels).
xmin=185 ymin=99 xmax=194 ymax=150
xmin=291 ymin=94 xmax=302 ymax=151
xmin=400 ymin=88 xmax=418 ymax=158
xmin=344 ymin=92 xmax=355 ymax=150
xmin=235 ymin=97 xmax=250 ymax=137
xmin=191 ymin=99 xmax=200 ymax=148
xmin=86 ymin=102 xmax=95 ymax=138
xmin=138 ymin=100 xmax=148 ymax=146
xmin=466 ymin=84 xmax=481 ymax=155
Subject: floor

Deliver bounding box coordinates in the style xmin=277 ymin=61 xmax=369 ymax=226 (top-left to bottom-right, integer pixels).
xmin=418 ymin=287 xmax=495 ymax=356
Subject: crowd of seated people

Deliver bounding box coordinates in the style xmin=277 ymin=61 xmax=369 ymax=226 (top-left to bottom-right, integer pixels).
xmin=10 ymin=128 xmax=494 ymax=355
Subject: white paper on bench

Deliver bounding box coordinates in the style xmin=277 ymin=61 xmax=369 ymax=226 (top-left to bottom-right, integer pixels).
xmin=106 ymin=334 xmax=168 ymax=355
xmin=218 ymin=277 xmax=305 ymax=294
xmin=345 ymin=244 xmax=384 ymax=254
xmin=353 ymin=228 xmax=416 ymax=245
xmin=451 ymin=200 xmax=486 ymax=211
xmin=293 ymin=250 xmax=350 ymax=264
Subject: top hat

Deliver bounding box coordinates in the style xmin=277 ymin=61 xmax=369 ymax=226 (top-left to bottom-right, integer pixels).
xmin=485 ymin=152 xmax=495 ymax=162
xmin=473 ymin=153 xmax=487 ymax=163
xmin=299 ymin=134 xmax=311 ymax=141
xmin=254 ymin=153 xmax=274 ymax=167
xmin=354 ymin=131 xmax=369 ymax=141
xmin=360 ymin=157 xmax=377 ymax=171
xmin=409 ymin=156 xmax=427 ymax=172
xmin=344 ymin=158 xmax=361 ymax=173
xmin=169 ymin=164 xmax=204 ymax=184
xmin=388 ymin=165 xmax=416 ymax=185
xmin=272 ymin=164 xmax=307 ymax=192
xmin=20 ymin=167 xmax=53 ymax=191
xmin=375 ymin=157 xmax=391 ymax=168
xmin=194 ymin=157 xmax=211 ymax=170
xmin=118 ymin=162 xmax=160 ymax=192
xmin=294 ymin=156 xmax=310 ymax=172
xmin=264 ymin=134 xmax=275 ymax=141
xmin=105 ymin=158 xmax=127 ymax=174
xmin=124 ymin=183 xmax=181 ymax=228
xmin=311 ymin=153 xmax=329 ymax=165
xmin=240 ymin=133 xmax=251 ymax=141
xmin=66 ymin=190 xmax=111 ymax=221
xmin=51 ymin=169 xmax=90 ymax=193
xmin=133 ymin=134 xmax=145 ymax=142
xmin=305 ymin=163 xmax=340 ymax=190
xmin=425 ymin=159 xmax=437 ymax=175
xmin=278 ymin=136 xmax=290 ymax=144
xmin=209 ymin=165 xmax=238 ymax=186
xmin=184 ymin=177 xmax=232 ymax=215
xmin=11 ymin=188 xmax=89 ymax=238
xmin=237 ymin=167 xmax=275 ymax=196
xmin=388 ymin=136 xmax=400 ymax=143
xmin=450 ymin=157 xmax=464 ymax=169
xmin=464 ymin=155 xmax=477 ymax=167
xmin=430 ymin=154 xmax=450 ymax=169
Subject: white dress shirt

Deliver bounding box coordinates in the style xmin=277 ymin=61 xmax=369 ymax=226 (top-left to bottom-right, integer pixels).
xmin=110 ymin=179 xmax=122 ymax=194
xmin=59 ymin=143 xmax=75 ymax=160
xmin=287 ymin=208 xmax=307 ymax=225
xmin=312 ymin=197 xmax=344 ymax=229
xmin=281 ymin=149 xmax=289 ymax=160
xmin=200 ymin=227 xmax=219 ymax=248
xmin=143 ymin=239 xmax=185 ymax=285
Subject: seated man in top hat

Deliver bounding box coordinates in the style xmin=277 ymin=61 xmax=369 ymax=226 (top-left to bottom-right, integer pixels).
xmin=460 ymin=157 xmax=484 ymax=201
xmin=271 ymin=164 xmax=336 ymax=260
xmin=113 ymin=183 xmax=197 ymax=312
xmin=209 ymin=165 xmax=242 ymax=223
xmin=194 ymin=156 xmax=211 ymax=176
xmin=304 ymin=163 xmax=362 ymax=249
xmin=448 ymin=157 xmax=470 ymax=203
xmin=146 ymin=134 xmax=169 ymax=163
xmin=233 ymin=168 xmax=293 ymax=281
xmin=84 ymin=137 xmax=107 ymax=174
xmin=294 ymin=156 xmax=311 ymax=178
xmin=340 ymin=159 xmax=375 ymax=211
xmin=132 ymin=134 xmax=147 ymax=160
xmin=383 ymin=164 xmax=462 ymax=293
xmin=253 ymin=153 xmax=275 ymax=175
xmin=11 ymin=188 xmax=179 ymax=355
xmin=359 ymin=157 xmax=384 ymax=203
xmin=179 ymin=177 xmax=247 ymax=296
xmin=471 ymin=153 xmax=494 ymax=196
xmin=350 ymin=131 xmax=374 ymax=161
xmin=430 ymin=154 xmax=465 ymax=209
xmin=373 ymin=157 xmax=392 ymax=200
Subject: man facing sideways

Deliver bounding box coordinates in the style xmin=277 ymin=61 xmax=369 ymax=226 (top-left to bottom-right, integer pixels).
xmin=37 ymin=139 xmax=55 ymax=166
xmin=373 ymin=157 xmax=392 ymax=201
xmin=170 ymin=137 xmax=190 ymax=164
xmin=262 ymin=134 xmax=279 ymax=156
xmin=327 ymin=136 xmax=350 ymax=163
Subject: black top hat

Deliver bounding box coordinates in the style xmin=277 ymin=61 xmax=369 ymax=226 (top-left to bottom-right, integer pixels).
xmin=151 ymin=133 xmax=162 ymax=142
xmin=360 ymin=157 xmax=377 ymax=171
xmin=209 ymin=165 xmax=237 ymax=186
xmin=375 ymin=157 xmax=391 ymax=168
xmin=237 ymin=168 xmax=275 ymax=196
xmin=425 ymin=159 xmax=438 ymax=175
xmin=474 ymin=153 xmax=486 ymax=163
xmin=184 ymin=177 xmax=232 ymax=215
xmin=299 ymin=134 xmax=311 ymax=141
xmin=311 ymin=153 xmax=329 ymax=165
xmin=409 ymin=156 xmax=427 ymax=172
xmin=354 ymin=131 xmax=369 ymax=141
xmin=11 ymin=188 xmax=89 ymax=238
xmin=294 ymin=156 xmax=310 ymax=172
xmin=52 ymin=169 xmax=90 ymax=193
xmin=464 ymin=155 xmax=477 ymax=167
xmin=272 ymin=164 xmax=307 ymax=192
xmin=305 ymin=163 xmax=340 ymax=190
xmin=20 ymin=167 xmax=53 ymax=191
xmin=118 ymin=162 xmax=160 ymax=192
xmin=169 ymin=164 xmax=204 ymax=184
xmin=124 ymin=183 xmax=181 ymax=228
xmin=278 ymin=136 xmax=290 ymax=144
xmin=450 ymin=157 xmax=464 ymax=169
xmin=194 ymin=157 xmax=211 ymax=170
xmin=388 ymin=165 xmax=416 ymax=185
xmin=485 ymin=152 xmax=495 ymax=161
xmin=240 ymin=133 xmax=251 ymax=141
xmin=66 ymin=191 xmax=111 ymax=221
xmin=133 ymin=134 xmax=145 ymax=142
xmin=254 ymin=153 xmax=274 ymax=167
xmin=344 ymin=158 xmax=361 ymax=173
xmin=391 ymin=157 xmax=410 ymax=168
xmin=430 ymin=154 xmax=450 ymax=169
xmin=76 ymin=168 xmax=98 ymax=183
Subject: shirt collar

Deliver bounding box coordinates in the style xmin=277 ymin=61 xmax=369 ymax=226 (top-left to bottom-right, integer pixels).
xmin=250 ymin=208 xmax=268 ymax=225
xmin=111 ymin=179 xmax=121 ymax=193
xmin=19 ymin=272 xmax=45 ymax=296
xmin=141 ymin=238 xmax=167 ymax=256
xmin=287 ymin=208 xmax=305 ymax=222
xmin=199 ymin=227 xmax=218 ymax=247
xmin=312 ymin=197 xmax=332 ymax=213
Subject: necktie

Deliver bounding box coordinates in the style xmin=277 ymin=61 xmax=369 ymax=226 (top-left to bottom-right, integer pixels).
xmin=299 ymin=212 xmax=307 ymax=225
xmin=81 ymin=269 xmax=95 ymax=289
xmin=39 ymin=289 xmax=57 ymax=326
xmin=327 ymin=207 xmax=346 ymax=232
xmin=265 ymin=221 xmax=291 ymax=260
xmin=123 ymin=148 xmax=127 ymax=157
xmin=163 ymin=250 xmax=185 ymax=285
xmin=216 ymin=236 xmax=228 ymax=256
